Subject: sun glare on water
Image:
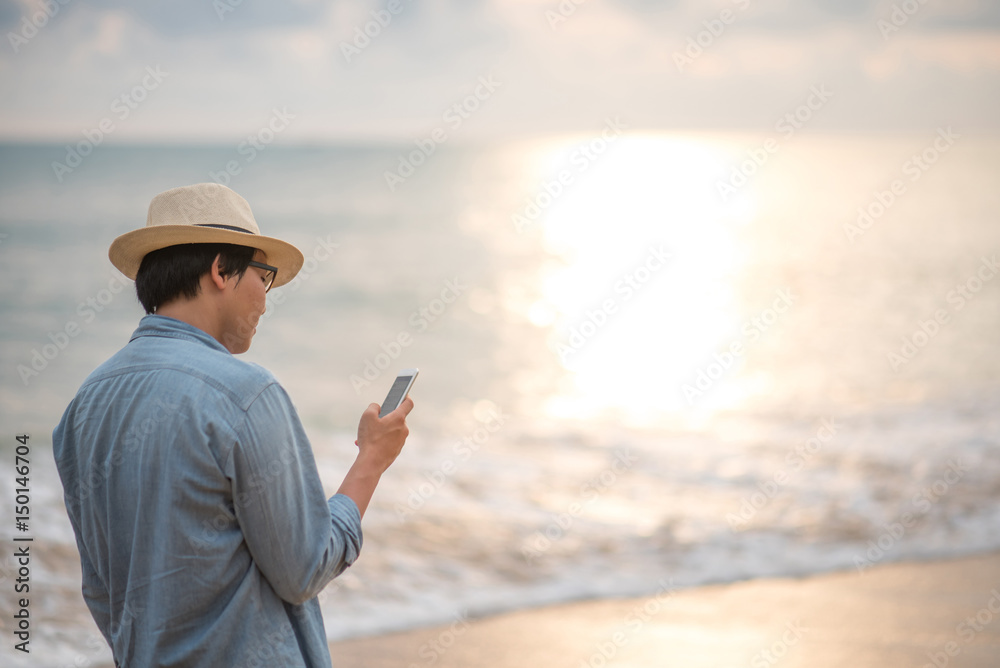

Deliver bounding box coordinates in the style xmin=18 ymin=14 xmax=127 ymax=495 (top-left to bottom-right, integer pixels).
xmin=527 ymin=134 xmax=757 ymax=426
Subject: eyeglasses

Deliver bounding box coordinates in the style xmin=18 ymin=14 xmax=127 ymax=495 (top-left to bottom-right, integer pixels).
xmin=248 ymin=260 xmax=278 ymax=293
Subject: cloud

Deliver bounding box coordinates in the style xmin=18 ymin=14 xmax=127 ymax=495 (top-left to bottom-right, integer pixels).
xmin=0 ymin=0 xmax=334 ymax=35
xmin=1 ymin=0 xmax=998 ymax=142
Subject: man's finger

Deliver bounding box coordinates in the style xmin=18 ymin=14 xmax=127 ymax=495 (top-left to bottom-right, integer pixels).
xmin=393 ymin=396 xmax=414 ymax=417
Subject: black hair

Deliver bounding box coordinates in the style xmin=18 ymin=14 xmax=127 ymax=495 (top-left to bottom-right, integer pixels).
xmin=135 ymin=243 xmax=256 ymax=314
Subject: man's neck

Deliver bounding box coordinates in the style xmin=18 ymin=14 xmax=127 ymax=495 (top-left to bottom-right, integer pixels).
xmin=155 ymin=299 xmax=224 ymax=348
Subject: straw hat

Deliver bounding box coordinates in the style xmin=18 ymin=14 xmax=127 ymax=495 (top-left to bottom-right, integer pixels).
xmin=109 ymin=183 xmax=304 ymax=288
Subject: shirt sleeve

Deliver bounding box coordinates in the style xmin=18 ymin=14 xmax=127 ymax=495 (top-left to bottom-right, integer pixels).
xmin=227 ymin=382 xmax=363 ymax=605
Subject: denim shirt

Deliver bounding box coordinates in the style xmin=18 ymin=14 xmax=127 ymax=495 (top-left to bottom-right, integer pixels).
xmin=52 ymin=315 xmax=362 ymax=667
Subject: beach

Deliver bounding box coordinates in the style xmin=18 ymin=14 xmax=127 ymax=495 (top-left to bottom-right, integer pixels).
xmin=329 ymin=551 xmax=1000 ymax=667
xmin=3 ymin=139 xmax=1000 ymax=666
xmin=3 ymin=0 xmax=1000 ymax=663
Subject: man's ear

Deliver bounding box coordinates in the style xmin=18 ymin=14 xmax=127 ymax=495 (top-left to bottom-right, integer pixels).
xmin=207 ymin=254 xmax=229 ymax=291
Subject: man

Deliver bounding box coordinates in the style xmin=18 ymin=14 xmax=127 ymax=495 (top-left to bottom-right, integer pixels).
xmin=52 ymin=182 xmax=413 ymax=667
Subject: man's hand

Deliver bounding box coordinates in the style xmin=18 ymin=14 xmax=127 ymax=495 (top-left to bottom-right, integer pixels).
xmin=356 ymin=398 xmax=413 ymax=474
xmin=337 ymin=397 xmax=414 ymax=518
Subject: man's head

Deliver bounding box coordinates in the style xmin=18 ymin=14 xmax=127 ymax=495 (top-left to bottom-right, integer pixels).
xmin=136 ymin=243 xmax=274 ymax=353
xmin=109 ymin=183 xmax=303 ymax=353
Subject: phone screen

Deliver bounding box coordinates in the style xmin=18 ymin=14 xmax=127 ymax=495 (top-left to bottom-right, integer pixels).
xmin=380 ymin=373 xmax=416 ymax=417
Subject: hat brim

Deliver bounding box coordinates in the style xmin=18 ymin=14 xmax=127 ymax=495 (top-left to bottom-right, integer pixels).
xmin=109 ymin=225 xmax=304 ymax=289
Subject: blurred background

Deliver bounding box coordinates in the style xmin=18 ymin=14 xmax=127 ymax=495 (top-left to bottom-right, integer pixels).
xmin=1 ymin=0 xmax=999 ymax=665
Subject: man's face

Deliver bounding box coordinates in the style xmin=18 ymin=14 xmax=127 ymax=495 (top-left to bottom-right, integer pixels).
xmin=220 ymin=249 xmax=269 ymax=354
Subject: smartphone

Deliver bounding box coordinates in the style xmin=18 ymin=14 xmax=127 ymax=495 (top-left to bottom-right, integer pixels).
xmin=379 ymin=368 xmax=419 ymax=418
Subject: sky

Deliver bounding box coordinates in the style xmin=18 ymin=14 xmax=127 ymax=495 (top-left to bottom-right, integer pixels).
xmin=0 ymin=0 xmax=999 ymax=143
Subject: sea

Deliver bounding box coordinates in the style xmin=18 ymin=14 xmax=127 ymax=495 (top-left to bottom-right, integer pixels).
xmin=1 ymin=131 xmax=999 ymax=667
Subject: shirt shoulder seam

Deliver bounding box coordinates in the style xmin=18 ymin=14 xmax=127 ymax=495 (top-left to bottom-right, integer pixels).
xmin=80 ymin=363 xmax=278 ymax=412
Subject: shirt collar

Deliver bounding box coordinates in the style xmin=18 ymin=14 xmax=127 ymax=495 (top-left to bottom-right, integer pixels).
xmin=129 ymin=314 xmax=231 ymax=355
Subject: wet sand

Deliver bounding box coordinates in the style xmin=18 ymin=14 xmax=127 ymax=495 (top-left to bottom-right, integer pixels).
xmin=329 ymin=552 xmax=1000 ymax=667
